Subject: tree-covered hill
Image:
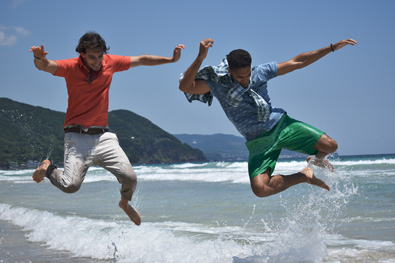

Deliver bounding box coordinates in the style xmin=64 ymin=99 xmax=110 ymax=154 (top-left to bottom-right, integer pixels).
xmin=0 ymin=98 xmax=206 ymax=169
xmin=108 ymin=109 xmax=207 ymax=164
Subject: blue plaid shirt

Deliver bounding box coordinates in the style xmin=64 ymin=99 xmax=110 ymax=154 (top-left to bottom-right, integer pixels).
xmin=181 ymin=61 xmax=285 ymax=141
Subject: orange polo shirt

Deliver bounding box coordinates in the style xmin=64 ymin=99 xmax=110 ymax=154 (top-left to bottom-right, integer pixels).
xmin=54 ymin=54 xmax=131 ymax=127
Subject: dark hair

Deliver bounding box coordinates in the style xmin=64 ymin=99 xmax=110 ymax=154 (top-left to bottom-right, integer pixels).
xmin=227 ymin=49 xmax=252 ymax=69
xmin=75 ymin=31 xmax=110 ymax=54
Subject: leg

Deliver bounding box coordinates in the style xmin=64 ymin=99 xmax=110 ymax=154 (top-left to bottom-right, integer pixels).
xmin=33 ymin=132 xmax=91 ymax=193
xmin=119 ymin=196 xmax=141 ymax=226
xmin=251 ymin=167 xmax=330 ymax=198
xmin=115 ymin=165 xmax=141 ymax=226
xmin=95 ymin=132 xmax=141 ymax=225
xmin=33 ymin=158 xmax=89 ymax=193
xmin=307 ymin=134 xmax=338 ymax=171
xmin=48 ymin=157 xmax=88 ymax=193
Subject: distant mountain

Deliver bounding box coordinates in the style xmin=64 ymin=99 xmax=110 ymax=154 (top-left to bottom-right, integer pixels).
xmin=173 ymin=134 xmax=307 ymax=161
xmin=174 ymin=134 xmax=248 ymax=161
xmin=0 ymin=98 xmax=206 ymax=169
xmin=107 ymin=110 xmax=206 ymax=164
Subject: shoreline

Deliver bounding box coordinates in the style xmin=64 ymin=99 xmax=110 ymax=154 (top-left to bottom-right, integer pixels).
xmin=0 ymin=219 xmax=107 ymax=263
xmin=2 ymin=152 xmax=395 ymax=171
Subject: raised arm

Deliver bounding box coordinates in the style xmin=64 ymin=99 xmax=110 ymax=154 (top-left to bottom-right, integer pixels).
xmin=179 ymin=38 xmax=214 ymax=95
xmin=29 ymin=45 xmax=58 ymax=75
xmin=129 ymin=44 xmax=185 ymax=68
xmin=277 ymin=39 xmax=357 ymax=76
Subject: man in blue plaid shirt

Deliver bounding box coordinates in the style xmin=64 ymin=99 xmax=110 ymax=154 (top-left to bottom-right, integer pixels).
xmin=179 ymin=38 xmax=357 ymax=198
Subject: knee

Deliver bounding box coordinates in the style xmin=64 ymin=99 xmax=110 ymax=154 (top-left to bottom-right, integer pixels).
xmin=123 ymin=169 xmax=137 ymax=186
xmin=318 ymin=135 xmax=338 ymax=154
xmin=62 ymin=183 xmax=81 ymax=194
xmin=251 ymin=184 xmax=270 ymax=198
xmin=120 ymin=170 xmax=137 ymax=201
xmin=119 ymin=168 xmax=137 ymax=195
xmin=328 ymin=138 xmax=338 ymax=153
xmin=250 ymin=171 xmax=272 ymax=198
xmin=253 ymin=190 xmax=270 ymax=198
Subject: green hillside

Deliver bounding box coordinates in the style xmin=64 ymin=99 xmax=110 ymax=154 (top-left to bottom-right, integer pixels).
xmin=108 ymin=109 xmax=207 ymax=164
xmin=0 ymin=98 xmax=206 ymax=169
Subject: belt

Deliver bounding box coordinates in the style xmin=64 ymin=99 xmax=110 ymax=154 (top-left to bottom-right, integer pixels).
xmin=64 ymin=126 xmax=109 ymax=135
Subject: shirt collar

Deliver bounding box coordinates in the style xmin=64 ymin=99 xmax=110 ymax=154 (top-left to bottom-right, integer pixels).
xmin=77 ymin=55 xmax=103 ymax=84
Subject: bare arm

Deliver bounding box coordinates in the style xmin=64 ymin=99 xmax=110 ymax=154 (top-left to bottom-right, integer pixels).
xmin=179 ymin=38 xmax=214 ymax=95
xmin=277 ymin=39 xmax=357 ymax=76
xmin=130 ymin=44 xmax=185 ymax=68
xmin=29 ymin=45 xmax=58 ymax=75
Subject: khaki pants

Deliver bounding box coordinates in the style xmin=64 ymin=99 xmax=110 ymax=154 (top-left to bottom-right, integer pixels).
xmin=46 ymin=132 xmax=137 ymax=200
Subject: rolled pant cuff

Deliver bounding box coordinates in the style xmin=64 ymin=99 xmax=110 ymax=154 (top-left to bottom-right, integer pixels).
xmin=45 ymin=164 xmax=57 ymax=178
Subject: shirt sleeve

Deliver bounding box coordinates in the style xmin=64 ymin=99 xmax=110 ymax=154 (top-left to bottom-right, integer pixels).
xmin=254 ymin=62 xmax=278 ymax=82
xmin=184 ymin=91 xmax=213 ymax=106
xmin=107 ymin=55 xmax=131 ymax=72
xmin=54 ymin=58 xmax=78 ymax=78
xmin=179 ymin=71 xmax=214 ymax=106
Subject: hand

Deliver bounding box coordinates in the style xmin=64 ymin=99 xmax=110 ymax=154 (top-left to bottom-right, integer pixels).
xmin=332 ymin=39 xmax=357 ymax=51
xmin=172 ymin=44 xmax=185 ymax=62
xmin=198 ymin=38 xmax=214 ymax=60
xmin=29 ymin=44 xmax=48 ymax=59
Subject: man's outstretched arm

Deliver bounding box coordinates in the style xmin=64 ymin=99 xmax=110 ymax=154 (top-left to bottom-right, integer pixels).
xmin=278 ymin=39 xmax=357 ymax=76
xmin=29 ymin=45 xmax=58 ymax=75
xmin=179 ymin=38 xmax=214 ymax=95
xmin=129 ymin=44 xmax=185 ymax=68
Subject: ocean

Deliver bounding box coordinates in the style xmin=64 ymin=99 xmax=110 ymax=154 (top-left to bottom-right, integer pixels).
xmin=0 ymin=154 xmax=394 ymax=263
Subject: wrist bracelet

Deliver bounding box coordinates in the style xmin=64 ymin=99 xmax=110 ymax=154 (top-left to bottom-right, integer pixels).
xmin=34 ymin=56 xmax=41 ymax=60
xmin=330 ymin=44 xmax=335 ymax=52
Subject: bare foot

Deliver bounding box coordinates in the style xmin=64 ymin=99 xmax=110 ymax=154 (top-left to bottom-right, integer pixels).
xmin=307 ymin=156 xmax=335 ymax=172
xmin=119 ymin=198 xmax=141 ymax=226
xmin=32 ymin=160 xmax=51 ymax=183
xmin=301 ymin=167 xmax=330 ymax=191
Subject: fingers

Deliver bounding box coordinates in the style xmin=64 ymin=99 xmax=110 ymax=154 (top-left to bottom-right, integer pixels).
xmin=175 ymin=44 xmax=185 ymax=50
xmin=197 ymin=38 xmax=214 ymax=59
xmin=173 ymin=44 xmax=185 ymax=54
xmin=333 ymin=38 xmax=357 ymax=51
xmin=172 ymin=44 xmax=185 ymax=62
xmin=201 ymin=38 xmax=214 ymax=47
xmin=29 ymin=46 xmax=39 ymax=52
xmin=343 ymin=39 xmax=358 ymax=45
xmin=29 ymin=44 xmax=48 ymax=59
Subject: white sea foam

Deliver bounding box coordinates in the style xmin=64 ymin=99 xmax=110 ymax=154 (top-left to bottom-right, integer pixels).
xmin=0 ymin=203 xmax=265 ymax=262
xmin=1 ymin=156 xmax=395 ymax=262
xmin=1 ymin=157 xmax=395 ymax=185
xmin=332 ymin=158 xmax=395 ymax=166
xmin=0 ymin=203 xmax=355 ymax=263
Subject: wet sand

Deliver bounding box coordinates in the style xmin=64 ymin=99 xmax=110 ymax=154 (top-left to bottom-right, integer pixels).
xmin=0 ymin=219 xmax=107 ymax=263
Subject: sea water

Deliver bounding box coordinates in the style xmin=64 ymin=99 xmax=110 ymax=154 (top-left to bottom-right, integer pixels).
xmin=0 ymin=154 xmax=394 ymax=262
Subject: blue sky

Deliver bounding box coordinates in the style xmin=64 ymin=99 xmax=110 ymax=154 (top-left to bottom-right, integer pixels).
xmin=1 ymin=0 xmax=394 ymax=156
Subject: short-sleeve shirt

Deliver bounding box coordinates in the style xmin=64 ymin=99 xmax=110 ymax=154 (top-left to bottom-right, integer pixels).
xmin=54 ymin=54 xmax=131 ymax=127
xmin=207 ymin=62 xmax=285 ymax=141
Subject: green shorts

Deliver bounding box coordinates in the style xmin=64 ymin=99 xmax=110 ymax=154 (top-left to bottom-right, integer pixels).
xmin=245 ymin=114 xmax=324 ymax=179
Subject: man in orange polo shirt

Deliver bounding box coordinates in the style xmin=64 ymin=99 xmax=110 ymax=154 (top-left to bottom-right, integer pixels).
xmin=29 ymin=31 xmax=185 ymax=225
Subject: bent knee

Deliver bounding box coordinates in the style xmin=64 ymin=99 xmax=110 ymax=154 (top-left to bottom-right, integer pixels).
xmin=253 ymin=190 xmax=270 ymax=198
xmin=317 ymin=135 xmax=338 ymax=153
xmin=61 ymin=183 xmax=81 ymax=194
xmin=123 ymin=170 xmax=137 ymax=185
xmin=327 ymin=138 xmax=338 ymax=153
xmin=251 ymin=185 xmax=271 ymax=198
xmin=115 ymin=163 xmax=137 ymax=184
xmin=250 ymin=171 xmax=272 ymax=198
